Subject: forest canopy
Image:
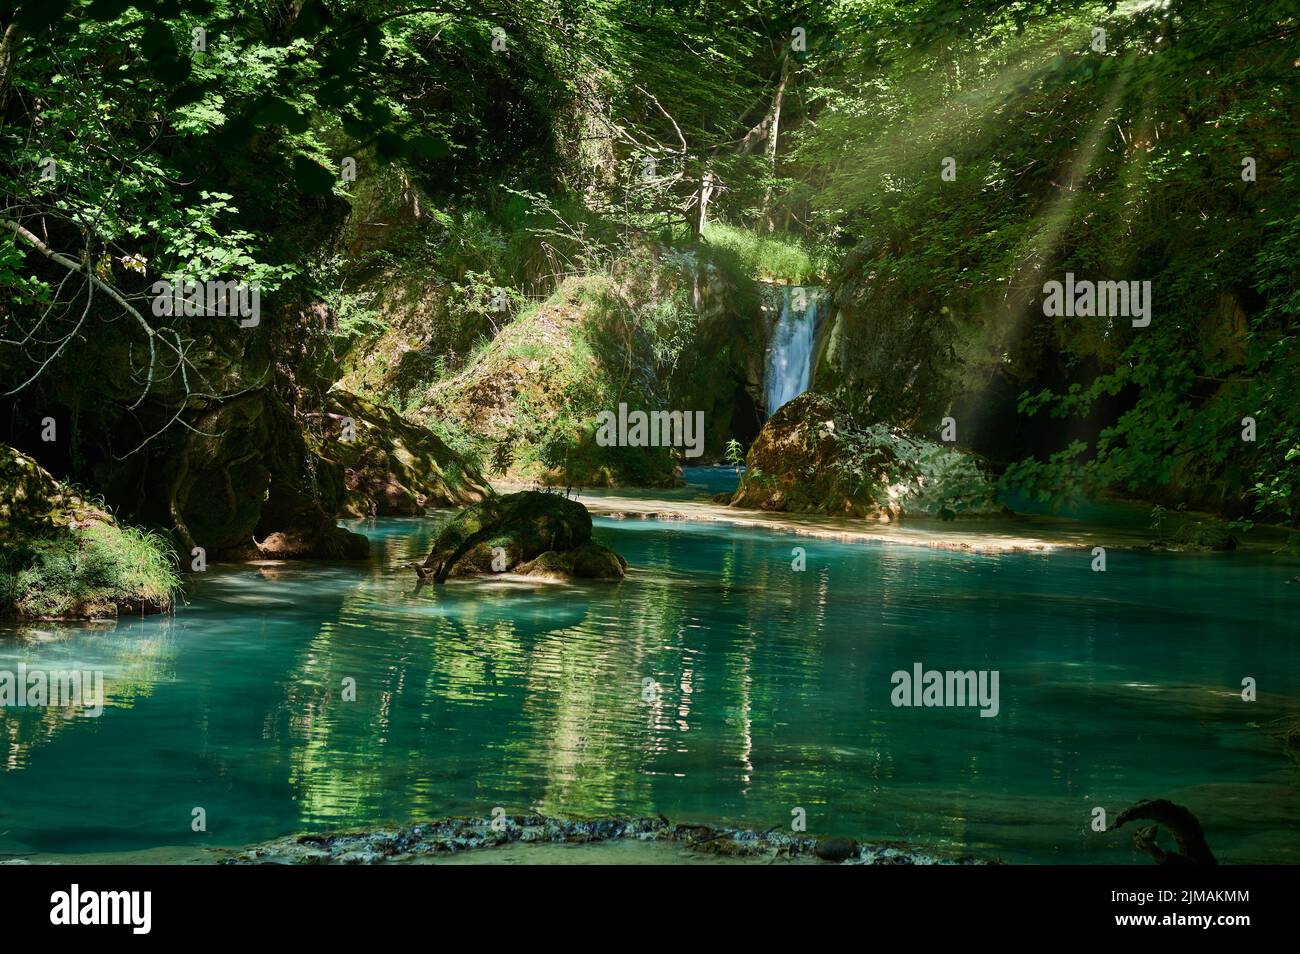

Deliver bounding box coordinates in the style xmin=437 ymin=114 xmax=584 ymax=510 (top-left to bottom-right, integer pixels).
xmin=0 ymin=0 xmax=1297 ymax=541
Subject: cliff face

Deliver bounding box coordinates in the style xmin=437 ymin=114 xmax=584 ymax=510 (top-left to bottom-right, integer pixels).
xmin=817 ymin=245 xmax=1269 ymax=517
xmin=412 ymin=275 xmax=678 ymax=487
xmin=408 ymin=253 xmax=769 ymax=487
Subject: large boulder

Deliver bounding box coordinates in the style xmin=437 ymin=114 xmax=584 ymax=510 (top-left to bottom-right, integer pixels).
xmin=414 ymin=490 xmax=625 ymax=583
xmin=726 ymin=392 xmax=1000 ymax=520
xmin=305 ymin=390 xmax=491 ymax=517
xmin=127 ymin=387 xmax=370 ymax=561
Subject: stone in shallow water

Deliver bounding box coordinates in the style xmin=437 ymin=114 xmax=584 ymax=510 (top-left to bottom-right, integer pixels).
xmin=814 ymin=837 xmax=859 ymax=862
xmin=517 ymin=542 xmax=628 ymax=580
xmin=415 ymin=491 xmax=627 ymax=583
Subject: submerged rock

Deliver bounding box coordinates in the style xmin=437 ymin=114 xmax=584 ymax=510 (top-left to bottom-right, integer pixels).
xmin=413 ymin=491 xmax=626 ymax=583
xmin=814 ymin=836 xmax=859 ymax=862
xmin=724 ymin=392 xmax=1001 ymax=520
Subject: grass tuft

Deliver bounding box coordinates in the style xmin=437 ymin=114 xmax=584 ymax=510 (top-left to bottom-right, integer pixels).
xmin=2 ymin=522 xmax=180 ymax=620
xmin=701 ymin=222 xmax=827 ymax=284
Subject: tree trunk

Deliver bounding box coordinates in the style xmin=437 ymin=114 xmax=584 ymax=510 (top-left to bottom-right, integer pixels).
xmin=695 ymin=170 xmax=715 ymax=237
xmin=696 ymin=53 xmax=792 ymax=240
xmin=0 ymin=22 xmax=21 ymax=120
xmin=761 ymin=56 xmax=790 ymax=232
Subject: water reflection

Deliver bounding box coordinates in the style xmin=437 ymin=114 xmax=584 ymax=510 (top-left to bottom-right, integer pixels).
xmin=0 ymin=617 xmax=179 ymax=771
xmin=0 ymin=513 xmax=1297 ymax=863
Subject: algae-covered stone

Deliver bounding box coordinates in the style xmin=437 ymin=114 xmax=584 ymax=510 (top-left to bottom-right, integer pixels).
xmin=413 ymin=277 xmax=681 ymax=488
xmin=415 ymin=491 xmax=625 ymax=583
xmin=569 ymin=542 xmax=628 ymax=578
xmin=516 ymin=542 xmax=628 ymax=580
xmin=305 ymin=390 xmax=491 ymax=517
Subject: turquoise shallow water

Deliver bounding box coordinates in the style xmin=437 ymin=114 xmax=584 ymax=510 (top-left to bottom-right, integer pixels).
xmin=2 ymin=485 xmax=1298 ymax=863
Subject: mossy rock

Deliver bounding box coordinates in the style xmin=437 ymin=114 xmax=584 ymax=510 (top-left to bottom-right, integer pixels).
xmin=726 ymin=391 xmax=998 ymax=519
xmin=0 ymin=444 xmax=111 ymax=542
xmin=517 ymin=543 xmax=628 ymax=580
xmin=305 ymin=390 xmax=491 ymax=517
xmin=415 ymin=277 xmax=679 ymax=487
xmin=415 ymin=491 xmax=625 ymax=582
xmin=102 ymin=385 xmax=372 ymax=562
xmin=570 ymin=542 xmax=628 ymax=578
xmin=1 ymin=444 xmax=179 ymax=620
xmin=1148 ymin=513 xmax=1239 ymax=552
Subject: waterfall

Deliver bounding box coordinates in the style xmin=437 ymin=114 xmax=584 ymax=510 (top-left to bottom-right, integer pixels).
xmin=764 ymin=285 xmax=820 ymax=417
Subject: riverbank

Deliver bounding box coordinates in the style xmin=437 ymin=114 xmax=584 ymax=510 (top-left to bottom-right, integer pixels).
xmin=495 ymin=475 xmax=1296 ymax=558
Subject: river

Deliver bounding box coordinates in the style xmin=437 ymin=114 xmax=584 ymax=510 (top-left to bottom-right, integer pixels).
xmin=1 ymin=468 xmax=1297 ymax=863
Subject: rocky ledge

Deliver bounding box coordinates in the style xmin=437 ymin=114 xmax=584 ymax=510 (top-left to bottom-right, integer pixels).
xmin=223 ymin=814 xmax=994 ymax=865
xmin=723 ymin=392 xmax=1004 ymax=521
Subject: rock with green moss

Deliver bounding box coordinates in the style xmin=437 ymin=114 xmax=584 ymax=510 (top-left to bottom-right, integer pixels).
xmin=1145 ymin=509 xmax=1239 ymax=552
xmin=0 ymin=443 xmax=100 ymax=541
xmin=414 ymin=277 xmax=680 ymax=487
xmin=516 ymin=542 xmax=628 ymax=580
xmin=305 ymin=390 xmax=491 ymax=517
xmin=1 ymin=444 xmax=178 ymax=620
xmin=725 ymin=392 xmax=1000 ymax=520
xmin=413 ymin=491 xmax=625 ymax=583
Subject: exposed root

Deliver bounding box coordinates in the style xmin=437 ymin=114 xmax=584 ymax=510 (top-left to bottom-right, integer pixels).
xmin=1113 ymin=799 xmax=1217 ymax=865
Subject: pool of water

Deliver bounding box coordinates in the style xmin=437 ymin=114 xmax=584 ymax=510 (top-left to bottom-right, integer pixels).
xmin=2 ymin=495 xmax=1298 ymax=863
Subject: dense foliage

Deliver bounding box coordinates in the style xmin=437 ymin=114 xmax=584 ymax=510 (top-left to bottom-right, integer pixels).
xmin=1 ymin=0 xmax=1296 ymax=540
xmin=795 ymin=0 xmax=1299 ymax=521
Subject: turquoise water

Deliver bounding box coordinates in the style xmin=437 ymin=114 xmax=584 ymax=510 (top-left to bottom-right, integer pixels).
xmin=2 ymin=483 xmax=1298 ymax=863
